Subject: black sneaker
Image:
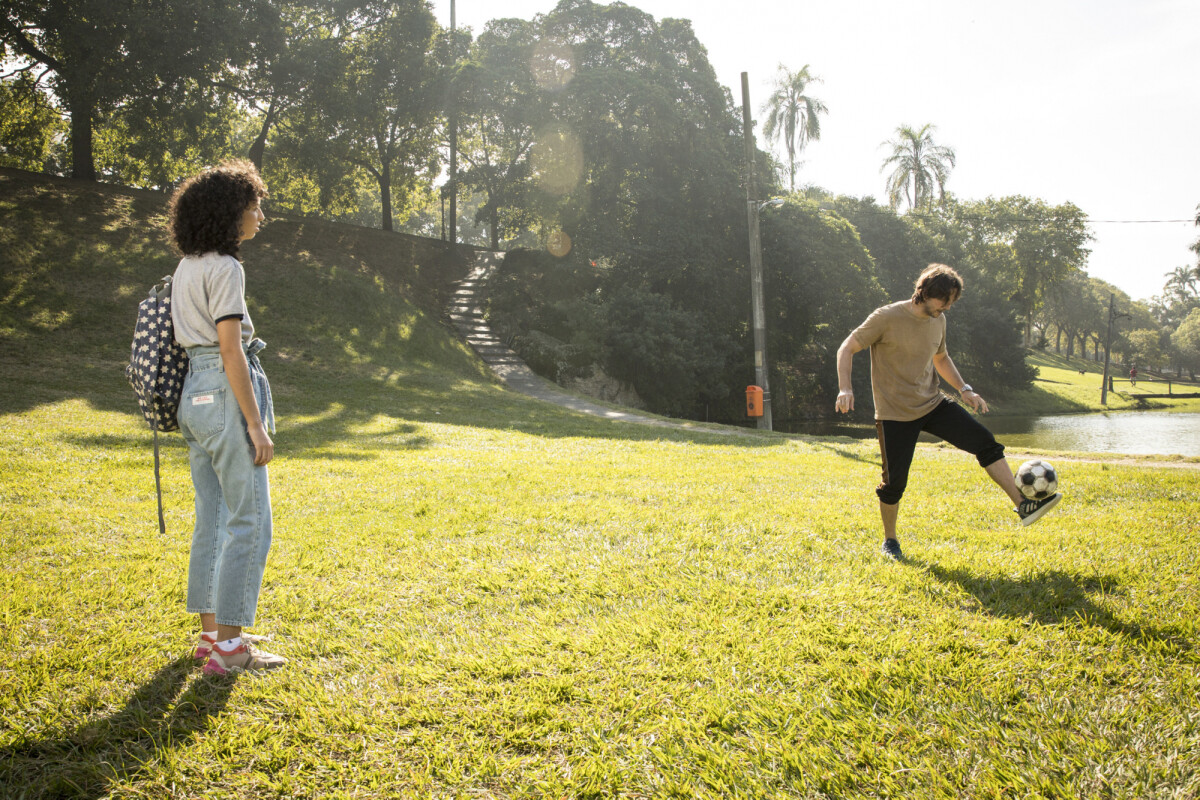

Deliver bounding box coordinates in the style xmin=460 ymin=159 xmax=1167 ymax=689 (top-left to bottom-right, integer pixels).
xmin=1016 ymin=493 xmax=1062 ymax=527
xmin=882 ymin=538 xmax=903 ymax=559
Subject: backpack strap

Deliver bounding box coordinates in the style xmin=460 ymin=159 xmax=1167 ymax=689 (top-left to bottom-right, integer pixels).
xmin=153 ymin=278 xmax=168 ymax=536
xmin=153 ymin=425 xmax=166 ymax=535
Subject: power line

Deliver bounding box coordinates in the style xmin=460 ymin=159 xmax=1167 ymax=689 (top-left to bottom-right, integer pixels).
xmin=822 ymin=205 xmax=1196 ymax=226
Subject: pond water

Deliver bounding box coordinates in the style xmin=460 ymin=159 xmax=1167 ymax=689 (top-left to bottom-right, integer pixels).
xmin=783 ymin=411 xmax=1200 ymax=457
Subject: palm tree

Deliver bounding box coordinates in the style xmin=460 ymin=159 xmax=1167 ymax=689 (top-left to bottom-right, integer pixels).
xmin=880 ymin=124 xmax=956 ymax=213
xmin=761 ymin=64 xmax=827 ymax=192
xmin=1165 ymin=266 xmax=1200 ymax=303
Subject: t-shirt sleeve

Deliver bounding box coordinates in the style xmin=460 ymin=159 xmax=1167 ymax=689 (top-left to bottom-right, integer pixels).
xmin=205 ymin=257 xmax=246 ymax=323
xmin=850 ymin=307 xmax=887 ymax=349
xmin=935 ymin=318 xmax=947 ymax=355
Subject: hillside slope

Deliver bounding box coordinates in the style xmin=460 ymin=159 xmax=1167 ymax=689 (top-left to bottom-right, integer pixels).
xmin=0 ymin=167 xmax=499 ymax=422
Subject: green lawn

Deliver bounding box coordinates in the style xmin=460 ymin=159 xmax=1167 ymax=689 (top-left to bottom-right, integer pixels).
xmin=996 ymin=349 xmax=1200 ymax=416
xmin=2 ymin=170 xmax=1199 ymax=798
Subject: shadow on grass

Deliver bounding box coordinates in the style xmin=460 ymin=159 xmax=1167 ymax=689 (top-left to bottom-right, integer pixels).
xmin=0 ymin=655 xmax=236 ymax=797
xmin=805 ymin=438 xmax=877 ymax=465
xmin=914 ymin=560 xmax=1189 ymax=652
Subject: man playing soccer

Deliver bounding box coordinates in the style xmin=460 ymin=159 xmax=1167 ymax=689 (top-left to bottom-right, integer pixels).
xmin=834 ymin=263 xmax=1061 ymax=559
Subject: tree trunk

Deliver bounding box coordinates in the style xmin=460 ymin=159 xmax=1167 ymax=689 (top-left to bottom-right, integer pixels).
xmin=379 ymin=159 xmax=393 ymax=232
xmin=247 ymin=98 xmax=278 ymax=171
xmin=490 ymin=202 xmax=499 ymax=251
xmin=65 ymin=84 xmax=96 ymax=181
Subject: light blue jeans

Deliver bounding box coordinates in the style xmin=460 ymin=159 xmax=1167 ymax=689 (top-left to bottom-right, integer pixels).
xmin=179 ymin=345 xmax=274 ymax=628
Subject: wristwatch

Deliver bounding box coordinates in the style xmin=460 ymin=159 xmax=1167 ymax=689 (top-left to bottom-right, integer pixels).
xmin=959 ymin=384 xmax=974 ymax=395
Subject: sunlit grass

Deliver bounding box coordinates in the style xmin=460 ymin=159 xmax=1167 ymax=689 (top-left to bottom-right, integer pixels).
xmin=2 ymin=389 xmax=1199 ymax=797
xmin=2 ymin=168 xmax=1199 ymax=797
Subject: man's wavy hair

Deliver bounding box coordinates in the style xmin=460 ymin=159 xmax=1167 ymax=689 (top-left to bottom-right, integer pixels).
xmin=911 ymin=263 xmax=963 ymax=305
xmin=168 ymin=160 xmax=268 ymax=258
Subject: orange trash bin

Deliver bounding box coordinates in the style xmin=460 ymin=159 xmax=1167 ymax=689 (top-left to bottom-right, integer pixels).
xmin=746 ymin=385 xmax=763 ymax=417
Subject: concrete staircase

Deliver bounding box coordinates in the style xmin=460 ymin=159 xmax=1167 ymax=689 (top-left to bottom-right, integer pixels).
xmin=445 ymin=251 xmax=678 ymax=425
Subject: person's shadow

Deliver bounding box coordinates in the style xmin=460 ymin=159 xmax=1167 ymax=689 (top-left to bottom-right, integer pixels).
xmin=1 ymin=655 xmax=236 ymax=797
xmin=912 ymin=559 xmax=1186 ymax=651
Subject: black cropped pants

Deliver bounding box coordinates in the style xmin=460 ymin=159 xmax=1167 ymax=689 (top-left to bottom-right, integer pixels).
xmin=875 ymin=398 xmax=1006 ymax=506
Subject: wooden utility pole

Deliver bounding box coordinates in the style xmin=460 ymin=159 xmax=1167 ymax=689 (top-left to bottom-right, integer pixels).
xmin=741 ymin=72 xmax=772 ymax=430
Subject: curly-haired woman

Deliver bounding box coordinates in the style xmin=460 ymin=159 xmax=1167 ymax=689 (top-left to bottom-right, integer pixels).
xmin=168 ymin=160 xmax=285 ymax=674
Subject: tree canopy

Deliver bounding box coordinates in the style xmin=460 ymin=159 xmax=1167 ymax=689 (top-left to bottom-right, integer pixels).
xmin=1 ymin=0 xmax=268 ymax=179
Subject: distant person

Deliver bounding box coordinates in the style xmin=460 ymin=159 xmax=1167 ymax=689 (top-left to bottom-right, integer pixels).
xmin=1130 ymin=366 xmax=1137 ymax=386
xmin=168 ymin=160 xmax=286 ymax=673
xmin=834 ymin=263 xmax=1061 ymax=559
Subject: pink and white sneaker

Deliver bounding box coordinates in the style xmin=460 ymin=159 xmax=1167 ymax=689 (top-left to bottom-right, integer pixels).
xmin=203 ymin=640 xmax=287 ymax=675
xmin=193 ymin=632 xmax=270 ymax=664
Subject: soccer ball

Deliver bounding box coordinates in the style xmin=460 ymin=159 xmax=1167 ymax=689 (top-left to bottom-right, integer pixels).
xmin=1016 ymin=459 xmax=1058 ymax=501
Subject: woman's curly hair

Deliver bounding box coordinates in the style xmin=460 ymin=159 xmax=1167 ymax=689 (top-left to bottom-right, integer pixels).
xmin=168 ymin=160 xmax=268 ymax=258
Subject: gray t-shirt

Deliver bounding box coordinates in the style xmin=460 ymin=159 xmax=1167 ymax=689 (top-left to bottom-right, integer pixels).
xmin=171 ymin=252 xmax=254 ymax=349
xmin=850 ymin=300 xmax=948 ymax=421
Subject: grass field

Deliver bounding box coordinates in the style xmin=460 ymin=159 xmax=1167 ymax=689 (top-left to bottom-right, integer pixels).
xmin=2 ymin=170 xmax=1199 ymax=798
xmin=999 ymin=350 xmax=1200 ymax=416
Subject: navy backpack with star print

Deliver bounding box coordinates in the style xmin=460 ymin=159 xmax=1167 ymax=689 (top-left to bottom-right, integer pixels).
xmin=125 ymin=275 xmax=189 ymax=533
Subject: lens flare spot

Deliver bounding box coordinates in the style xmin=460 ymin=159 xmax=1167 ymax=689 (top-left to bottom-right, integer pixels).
xmin=546 ymin=230 xmax=572 ymax=258
xmin=532 ymin=126 xmax=583 ymax=196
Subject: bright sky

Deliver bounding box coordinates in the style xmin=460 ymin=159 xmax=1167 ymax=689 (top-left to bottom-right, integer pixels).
xmin=430 ymin=0 xmax=1200 ymax=302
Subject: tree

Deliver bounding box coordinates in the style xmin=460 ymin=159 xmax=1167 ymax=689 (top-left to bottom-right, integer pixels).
xmin=0 ymin=72 xmax=63 ymax=170
xmin=946 ymin=196 xmax=1091 ymax=343
xmin=1041 ymin=271 xmax=1102 ymax=357
xmin=758 ymin=198 xmax=887 ymax=416
xmin=1170 ymin=306 xmax=1200 ymax=379
xmin=233 ymin=0 xmax=330 ymax=172
xmin=826 ymin=192 xmax=1035 ymax=395
xmin=480 ymin=0 xmax=755 ymax=419
xmin=761 ymin=64 xmax=827 ymax=193
xmin=823 ymin=193 xmax=946 ymax=301
xmin=881 ymin=123 xmax=955 ymax=213
xmin=457 ymin=17 xmax=542 ymax=250
xmin=1126 ymin=329 xmax=1164 ymax=371
xmin=0 ymin=0 xmax=264 ymax=180
xmin=298 ymin=0 xmax=443 ymax=231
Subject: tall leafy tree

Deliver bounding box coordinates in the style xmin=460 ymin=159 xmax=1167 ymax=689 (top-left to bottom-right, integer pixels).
xmin=0 ymin=72 xmax=63 ymax=170
xmin=479 ymin=0 xmax=757 ymax=418
xmin=298 ymin=0 xmax=442 ymax=231
xmin=457 ymin=17 xmax=541 ymax=250
xmin=1041 ymin=271 xmax=1099 ymax=356
xmin=1170 ymin=306 xmax=1200 ymax=379
xmin=761 ymin=64 xmax=827 ymax=193
xmin=881 ymin=123 xmax=956 ymax=213
xmin=947 ymin=196 xmax=1091 ymax=344
xmin=0 ymin=0 xmax=265 ymax=180
xmin=758 ymin=198 xmax=886 ymax=415
xmin=825 ymin=191 xmax=1035 ymax=395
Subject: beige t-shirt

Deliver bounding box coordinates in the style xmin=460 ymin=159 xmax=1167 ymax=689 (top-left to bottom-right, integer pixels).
xmin=171 ymin=252 xmax=254 ymax=349
xmin=850 ymin=300 xmax=947 ymax=421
